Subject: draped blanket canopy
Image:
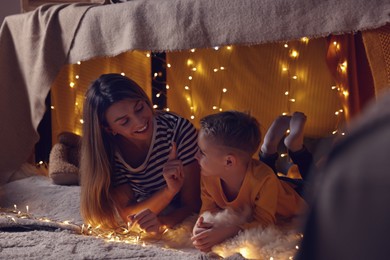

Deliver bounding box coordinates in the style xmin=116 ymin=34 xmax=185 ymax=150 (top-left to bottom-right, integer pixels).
xmin=0 ymin=0 xmax=389 ymax=184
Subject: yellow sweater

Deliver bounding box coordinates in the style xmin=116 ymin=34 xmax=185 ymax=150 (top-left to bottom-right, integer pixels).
xmin=200 ymin=159 xmax=306 ymax=230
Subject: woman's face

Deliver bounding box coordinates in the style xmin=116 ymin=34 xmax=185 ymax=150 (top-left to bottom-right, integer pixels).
xmin=104 ymin=99 xmax=154 ymax=143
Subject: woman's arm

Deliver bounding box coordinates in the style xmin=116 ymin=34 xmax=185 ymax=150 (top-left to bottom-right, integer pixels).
xmin=111 ymin=182 xmax=177 ymax=224
xmin=112 ymin=144 xmax=196 ymax=228
xmin=159 ymin=160 xmax=201 ymax=227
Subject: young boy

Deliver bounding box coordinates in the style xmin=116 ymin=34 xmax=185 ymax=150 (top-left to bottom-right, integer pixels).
xmin=191 ymin=111 xmax=307 ymax=252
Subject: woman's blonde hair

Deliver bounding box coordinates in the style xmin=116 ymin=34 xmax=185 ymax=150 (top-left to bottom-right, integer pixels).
xmin=80 ymin=73 xmax=152 ymax=229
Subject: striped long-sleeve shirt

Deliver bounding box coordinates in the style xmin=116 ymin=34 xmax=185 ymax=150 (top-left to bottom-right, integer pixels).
xmin=112 ymin=111 xmax=198 ymax=200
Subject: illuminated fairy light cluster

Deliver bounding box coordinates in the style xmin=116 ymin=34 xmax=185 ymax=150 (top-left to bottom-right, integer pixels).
xmin=59 ymin=43 xmax=348 ymax=138
xmin=165 ymin=46 xmax=232 ymax=120
xmin=0 ymin=204 xmax=79 ymax=232
xmin=0 ymin=204 xmax=157 ymax=247
xmin=329 ymin=39 xmax=348 ymax=136
xmin=2 ymin=204 xmax=305 ymax=259
xmin=281 ymin=37 xmax=347 ymax=138
xmin=281 ymin=37 xmax=310 ymax=116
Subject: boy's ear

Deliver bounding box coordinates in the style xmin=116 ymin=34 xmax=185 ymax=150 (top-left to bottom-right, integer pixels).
xmin=225 ymin=154 xmax=236 ymax=167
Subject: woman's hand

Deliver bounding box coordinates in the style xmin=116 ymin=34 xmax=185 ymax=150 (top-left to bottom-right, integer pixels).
xmin=163 ymin=142 xmax=184 ymax=196
xmin=129 ymin=208 xmax=162 ymax=234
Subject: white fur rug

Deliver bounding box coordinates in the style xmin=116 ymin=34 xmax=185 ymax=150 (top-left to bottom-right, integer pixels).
xmin=0 ymin=173 xmax=302 ymax=259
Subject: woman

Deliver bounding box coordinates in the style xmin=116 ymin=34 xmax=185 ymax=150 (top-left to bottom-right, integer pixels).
xmin=80 ymin=73 xmax=201 ymax=232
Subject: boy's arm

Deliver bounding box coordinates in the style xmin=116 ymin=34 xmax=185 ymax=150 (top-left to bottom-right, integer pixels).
xmin=240 ymin=174 xmax=279 ymax=230
xmin=199 ymin=176 xmax=220 ymax=214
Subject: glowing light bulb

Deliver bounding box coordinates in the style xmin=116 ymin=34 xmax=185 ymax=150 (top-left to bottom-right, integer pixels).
xmin=190 ymin=49 xmax=195 ymax=52
xmin=153 ymin=105 xmax=158 ymax=109
xmin=285 ymin=91 xmax=289 ymax=95
xmin=339 ymin=61 xmax=348 ymax=72
xmin=190 ymin=115 xmax=195 ymax=119
xmin=290 ymin=49 xmax=299 ymax=58
xmin=188 ymin=76 xmax=193 ymax=80
xmin=284 ymin=43 xmax=288 ymax=48
xmin=121 ymin=72 xmax=125 ymax=76
xmin=301 ymin=37 xmax=309 ymax=44
xmin=222 ymin=88 xmax=227 ymax=93
xmin=213 ymin=106 xmax=218 ymax=110
xmin=69 ymin=82 xmax=75 ymax=88
xmin=166 ymin=85 xmax=170 ymax=89
xmin=79 ymin=119 xmax=84 ymax=124
xmin=167 ymin=63 xmax=171 ymax=68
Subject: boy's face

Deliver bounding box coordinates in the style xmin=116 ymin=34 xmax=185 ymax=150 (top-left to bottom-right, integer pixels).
xmin=195 ymin=130 xmax=227 ymax=177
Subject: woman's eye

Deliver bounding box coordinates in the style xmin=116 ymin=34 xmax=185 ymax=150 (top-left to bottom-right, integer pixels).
xmin=135 ymin=103 xmax=144 ymax=112
xmin=120 ymin=119 xmax=129 ymax=126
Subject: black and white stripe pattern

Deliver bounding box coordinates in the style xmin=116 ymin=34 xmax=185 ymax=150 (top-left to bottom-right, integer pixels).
xmin=112 ymin=111 xmax=198 ymax=199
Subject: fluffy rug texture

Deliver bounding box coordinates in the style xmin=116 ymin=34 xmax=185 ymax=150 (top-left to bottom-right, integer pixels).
xmin=0 ymin=174 xmax=302 ymax=259
xmin=0 ymin=0 xmax=389 ymax=184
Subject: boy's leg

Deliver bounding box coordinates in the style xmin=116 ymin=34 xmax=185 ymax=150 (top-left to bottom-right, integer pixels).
xmin=260 ymin=115 xmax=291 ymax=173
xmin=284 ymin=112 xmax=313 ymax=180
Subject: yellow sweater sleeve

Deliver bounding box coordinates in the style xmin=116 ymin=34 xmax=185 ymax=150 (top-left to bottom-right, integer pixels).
xmin=200 ymin=176 xmax=219 ymax=214
xmin=240 ymin=174 xmax=280 ymax=230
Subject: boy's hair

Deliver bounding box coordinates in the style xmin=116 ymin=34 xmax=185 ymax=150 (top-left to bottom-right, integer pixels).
xmin=200 ymin=110 xmax=261 ymax=156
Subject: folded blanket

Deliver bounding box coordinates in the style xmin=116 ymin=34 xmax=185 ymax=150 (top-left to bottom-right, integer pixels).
xmin=0 ymin=3 xmax=95 ymax=184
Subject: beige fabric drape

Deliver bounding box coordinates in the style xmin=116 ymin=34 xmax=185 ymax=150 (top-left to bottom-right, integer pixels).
xmin=362 ymin=23 xmax=390 ymax=96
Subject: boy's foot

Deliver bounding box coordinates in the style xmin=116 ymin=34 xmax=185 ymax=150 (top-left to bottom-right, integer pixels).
xmin=284 ymin=112 xmax=307 ymax=152
xmin=261 ymin=115 xmax=291 ymax=155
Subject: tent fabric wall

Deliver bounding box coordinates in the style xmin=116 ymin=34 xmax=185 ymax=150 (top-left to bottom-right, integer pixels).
xmin=0 ymin=0 xmax=389 ymax=184
xmin=363 ymin=23 xmax=390 ymax=95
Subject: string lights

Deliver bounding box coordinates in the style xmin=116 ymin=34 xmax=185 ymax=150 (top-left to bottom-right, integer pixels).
xmin=56 ymin=39 xmax=346 ymax=147
xmin=328 ymin=37 xmax=349 ymax=136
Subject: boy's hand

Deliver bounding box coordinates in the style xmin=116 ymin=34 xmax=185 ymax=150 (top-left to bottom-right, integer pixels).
xmin=128 ymin=208 xmax=161 ymax=234
xmin=193 ymin=216 xmax=213 ymax=236
xmin=191 ymin=224 xmax=241 ymax=252
xmin=163 ymin=142 xmax=184 ymax=196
